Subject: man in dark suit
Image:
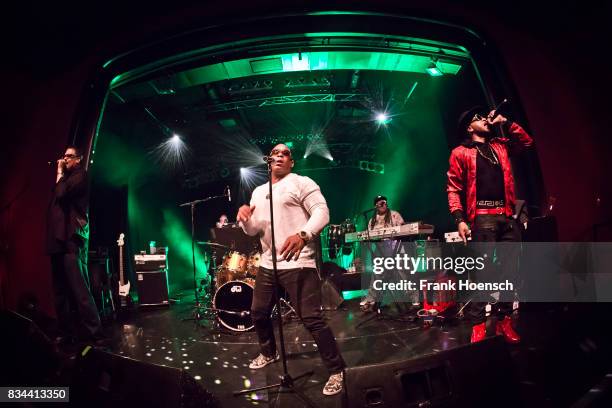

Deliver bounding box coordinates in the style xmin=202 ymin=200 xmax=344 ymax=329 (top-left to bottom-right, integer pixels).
xmin=46 ymin=145 xmax=103 ymax=345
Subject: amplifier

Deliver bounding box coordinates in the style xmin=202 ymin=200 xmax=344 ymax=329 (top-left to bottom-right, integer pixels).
xmin=134 ymin=254 xmax=167 ymax=271
xmin=136 ymin=270 xmax=169 ymax=306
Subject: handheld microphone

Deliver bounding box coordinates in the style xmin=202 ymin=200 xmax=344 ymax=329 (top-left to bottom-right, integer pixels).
xmin=491 ymin=98 xmax=509 ymax=117
xmin=225 ymin=186 xmax=231 ymax=202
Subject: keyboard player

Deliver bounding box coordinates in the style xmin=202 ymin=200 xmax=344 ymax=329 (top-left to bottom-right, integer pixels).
xmin=360 ymin=195 xmax=419 ymax=311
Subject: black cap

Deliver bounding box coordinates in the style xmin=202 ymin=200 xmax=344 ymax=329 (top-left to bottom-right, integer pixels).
xmin=373 ymin=195 xmax=387 ymax=205
xmin=457 ymin=106 xmax=486 ymax=140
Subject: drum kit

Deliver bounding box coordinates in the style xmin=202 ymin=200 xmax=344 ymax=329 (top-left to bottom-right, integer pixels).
xmin=197 ymin=241 xmax=261 ymax=332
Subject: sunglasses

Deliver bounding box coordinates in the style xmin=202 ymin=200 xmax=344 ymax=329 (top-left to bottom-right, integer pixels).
xmin=269 ymin=148 xmax=292 ymax=157
xmin=471 ymin=113 xmax=487 ymax=122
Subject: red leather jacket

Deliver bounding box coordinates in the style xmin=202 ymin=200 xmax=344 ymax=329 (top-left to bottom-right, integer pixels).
xmin=447 ymin=122 xmax=533 ymax=223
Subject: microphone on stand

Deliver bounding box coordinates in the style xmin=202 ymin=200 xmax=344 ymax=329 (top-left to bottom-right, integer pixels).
xmin=362 ymin=207 xmax=377 ymax=215
xmin=225 ymin=186 xmax=231 ymax=202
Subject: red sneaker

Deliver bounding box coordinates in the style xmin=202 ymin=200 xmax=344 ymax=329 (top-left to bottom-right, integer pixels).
xmin=496 ymin=316 xmax=521 ymax=344
xmin=471 ymin=322 xmax=486 ymax=343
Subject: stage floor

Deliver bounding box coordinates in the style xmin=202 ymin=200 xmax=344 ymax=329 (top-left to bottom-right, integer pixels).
xmin=75 ymin=298 xmax=612 ymax=407
xmin=107 ymin=297 xmax=473 ymax=407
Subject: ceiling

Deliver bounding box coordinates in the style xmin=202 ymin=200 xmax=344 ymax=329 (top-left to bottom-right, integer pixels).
xmin=101 ymin=36 xmax=480 ymax=189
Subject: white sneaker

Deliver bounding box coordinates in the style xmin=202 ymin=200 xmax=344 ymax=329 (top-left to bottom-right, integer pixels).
xmin=323 ymin=371 xmax=344 ymax=396
xmin=248 ymin=352 xmax=279 ymax=369
xmin=359 ymin=297 xmax=374 ymax=306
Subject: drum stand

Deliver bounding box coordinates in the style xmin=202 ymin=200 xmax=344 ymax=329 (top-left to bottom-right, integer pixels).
xmin=233 ymin=159 xmax=315 ymax=408
xmin=273 ymin=297 xmax=298 ymax=324
xmin=179 ymin=191 xmax=228 ymax=324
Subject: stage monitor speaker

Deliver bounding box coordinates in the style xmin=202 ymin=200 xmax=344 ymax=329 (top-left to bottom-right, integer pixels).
xmin=136 ymin=270 xmax=169 ymax=306
xmin=0 ymin=310 xmax=60 ymax=386
xmin=322 ymin=261 xmax=362 ymax=292
xmin=344 ymin=336 xmax=520 ymax=408
xmin=72 ymin=347 xmax=218 ymax=408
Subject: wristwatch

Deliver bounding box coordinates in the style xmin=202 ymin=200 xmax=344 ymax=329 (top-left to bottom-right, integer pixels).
xmin=298 ymin=231 xmax=311 ymax=242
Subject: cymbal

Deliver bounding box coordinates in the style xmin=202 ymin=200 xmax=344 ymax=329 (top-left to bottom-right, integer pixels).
xmin=196 ymin=241 xmax=230 ymax=249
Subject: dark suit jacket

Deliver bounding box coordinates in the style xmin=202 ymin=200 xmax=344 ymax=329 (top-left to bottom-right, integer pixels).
xmin=46 ymin=167 xmax=90 ymax=254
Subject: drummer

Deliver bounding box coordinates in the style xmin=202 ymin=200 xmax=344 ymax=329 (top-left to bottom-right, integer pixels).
xmin=216 ymin=213 xmax=229 ymax=228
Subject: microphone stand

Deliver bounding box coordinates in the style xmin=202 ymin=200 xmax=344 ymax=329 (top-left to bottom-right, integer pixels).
xmin=179 ymin=192 xmax=228 ymax=323
xmin=233 ymin=160 xmax=314 ymax=407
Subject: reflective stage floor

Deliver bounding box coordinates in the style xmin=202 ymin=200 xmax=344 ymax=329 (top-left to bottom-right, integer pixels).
xmin=76 ymin=298 xmax=612 ymax=407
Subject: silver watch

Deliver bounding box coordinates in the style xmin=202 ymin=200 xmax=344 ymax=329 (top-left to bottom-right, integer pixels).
xmin=298 ymin=231 xmax=310 ymax=242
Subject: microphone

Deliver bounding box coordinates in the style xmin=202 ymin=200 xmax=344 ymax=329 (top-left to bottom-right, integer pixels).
xmin=491 ymin=98 xmax=509 ymax=117
xmin=263 ymin=155 xmax=274 ymax=163
xmin=362 ymin=207 xmax=376 ymax=214
xmin=225 ymin=186 xmax=231 ymax=202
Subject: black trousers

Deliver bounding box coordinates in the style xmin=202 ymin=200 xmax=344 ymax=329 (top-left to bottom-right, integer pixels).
xmin=251 ymin=266 xmax=345 ymax=374
xmin=468 ymin=215 xmax=521 ymax=324
xmin=50 ymin=239 xmax=102 ymax=339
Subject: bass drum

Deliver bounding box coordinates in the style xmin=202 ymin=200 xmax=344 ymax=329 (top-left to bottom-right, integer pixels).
xmin=213 ymin=280 xmax=254 ymax=332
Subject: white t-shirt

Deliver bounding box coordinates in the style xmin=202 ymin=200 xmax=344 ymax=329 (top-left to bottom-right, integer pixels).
xmin=240 ymin=173 xmax=329 ymax=269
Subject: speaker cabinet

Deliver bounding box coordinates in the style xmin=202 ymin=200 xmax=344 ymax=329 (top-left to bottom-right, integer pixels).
xmin=136 ymin=270 xmax=169 ymax=306
xmin=344 ymin=336 xmax=520 ymax=408
xmin=0 ymin=310 xmax=60 ymax=385
xmin=72 ymin=347 xmax=218 ymax=407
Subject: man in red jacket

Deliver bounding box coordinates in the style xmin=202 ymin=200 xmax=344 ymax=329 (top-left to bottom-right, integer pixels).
xmin=447 ymin=107 xmax=533 ymax=344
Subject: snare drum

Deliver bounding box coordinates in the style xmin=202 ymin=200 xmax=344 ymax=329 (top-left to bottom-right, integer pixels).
xmin=213 ymin=280 xmax=254 ymax=331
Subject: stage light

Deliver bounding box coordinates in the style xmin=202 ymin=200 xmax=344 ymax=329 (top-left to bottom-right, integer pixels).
xmin=239 ymin=165 xmax=267 ymax=194
xmin=149 ymin=131 xmax=190 ymax=171
xmin=426 ymin=61 xmax=443 ymax=77
xmin=375 ymin=112 xmax=391 ymax=125
xmin=359 ymin=160 xmax=385 ymax=174
xmin=305 ymin=135 xmax=332 ymax=161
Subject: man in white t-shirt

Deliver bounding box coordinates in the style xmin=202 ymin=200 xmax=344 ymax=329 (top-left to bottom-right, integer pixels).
xmin=236 ymin=144 xmax=345 ymax=396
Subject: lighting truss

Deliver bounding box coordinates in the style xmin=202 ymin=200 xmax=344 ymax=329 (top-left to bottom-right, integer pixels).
xmin=206 ymin=93 xmax=370 ymax=112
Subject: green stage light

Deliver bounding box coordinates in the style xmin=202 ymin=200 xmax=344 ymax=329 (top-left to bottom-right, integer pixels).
xmin=358 ymin=160 xmax=385 ymax=174
xmin=426 ymin=62 xmax=443 ymax=77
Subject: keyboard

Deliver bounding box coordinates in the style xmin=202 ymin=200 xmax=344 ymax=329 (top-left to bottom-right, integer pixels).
xmin=345 ymin=222 xmax=434 ymax=243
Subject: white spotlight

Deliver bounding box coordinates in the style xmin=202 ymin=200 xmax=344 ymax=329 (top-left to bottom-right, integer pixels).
xmin=375 ymin=112 xmax=389 ymax=124
xmin=148 ymin=132 xmax=189 ymax=171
